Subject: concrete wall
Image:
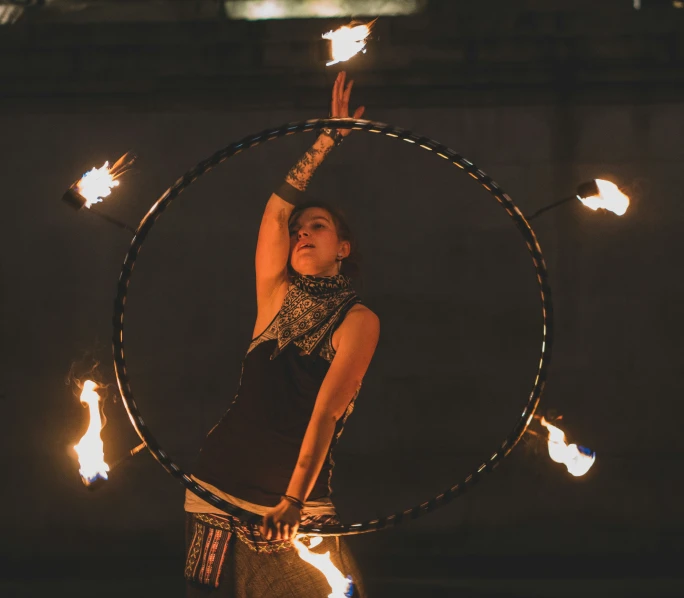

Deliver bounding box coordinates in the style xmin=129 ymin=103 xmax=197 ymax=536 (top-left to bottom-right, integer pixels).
xmin=2 ymin=99 xmax=683 ymax=571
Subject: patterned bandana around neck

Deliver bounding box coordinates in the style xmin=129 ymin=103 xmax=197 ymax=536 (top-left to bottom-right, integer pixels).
xmin=248 ymin=273 xmax=360 ymax=360
xmin=292 ymin=273 xmax=353 ymax=297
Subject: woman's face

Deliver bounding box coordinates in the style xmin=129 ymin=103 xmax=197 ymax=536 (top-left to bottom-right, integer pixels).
xmin=289 ymin=207 xmax=350 ymax=277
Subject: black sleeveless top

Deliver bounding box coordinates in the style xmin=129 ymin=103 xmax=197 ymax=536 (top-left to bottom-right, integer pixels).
xmin=192 ymin=274 xmax=360 ymax=507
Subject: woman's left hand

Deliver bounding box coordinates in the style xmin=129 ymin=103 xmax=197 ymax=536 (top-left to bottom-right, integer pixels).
xmin=261 ymin=499 xmax=301 ymax=541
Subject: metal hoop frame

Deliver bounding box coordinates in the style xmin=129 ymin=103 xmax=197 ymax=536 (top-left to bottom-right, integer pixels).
xmin=112 ymin=118 xmax=553 ymax=536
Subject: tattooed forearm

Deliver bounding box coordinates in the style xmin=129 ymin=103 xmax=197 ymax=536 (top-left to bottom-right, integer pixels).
xmin=285 ymin=136 xmax=335 ymax=191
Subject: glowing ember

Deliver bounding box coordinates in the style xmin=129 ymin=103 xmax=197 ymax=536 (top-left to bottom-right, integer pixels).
xmin=293 ymin=535 xmax=352 ymax=597
xmin=540 ymin=417 xmax=595 ymax=477
xmin=578 ymin=179 xmax=630 ymax=216
xmin=74 ymin=152 xmax=136 ymax=208
xmin=73 ymin=380 xmax=110 ymax=485
xmin=322 ymin=20 xmax=376 ymax=66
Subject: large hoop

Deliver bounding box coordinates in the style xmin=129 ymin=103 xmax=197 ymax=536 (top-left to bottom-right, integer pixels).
xmin=112 ymin=118 xmax=553 ymax=536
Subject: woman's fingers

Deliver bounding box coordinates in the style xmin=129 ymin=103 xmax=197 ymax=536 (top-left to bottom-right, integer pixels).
xmin=334 ymin=71 xmax=346 ymax=116
xmin=343 ymin=79 xmax=353 ymax=107
xmin=332 ymin=71 xmax=352 ymax=117
xmin=261 ymin=516 xmax=271 ymax=540
xmin=261 ymin=519 xmax=300 ymax=542
xmin=331 ymin=71 xmax=364 ymax=122
xmin=339 ymin=80 xmax=353 ymax=117
xmin=331 ymin=72 xmax=341 ymax=116
xmin=338 ymin=71 xmax=346 ymax=102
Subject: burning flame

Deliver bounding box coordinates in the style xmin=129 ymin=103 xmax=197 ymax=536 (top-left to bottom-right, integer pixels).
xmin=540 ymin=417 xmax=595 ymax=477
xmin=322 ymin=20 xmax=376 ymax=66
xmin=76 ymin=162 xmax=118 ymax=208
xmin=73 ymin=380 xmax=110 ymax=485
xmin=293 ymin=535 xmax=352 ymax=598
xmin=578 ymin=179 xmax=630 ymax=216
xmin=75 ymin=152 xmax=135 ymax=208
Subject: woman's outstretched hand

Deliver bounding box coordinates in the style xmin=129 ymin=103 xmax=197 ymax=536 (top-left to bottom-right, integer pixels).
xmin=331 ymin=71 xmax=365 ymax=137
xmin=261 ymin=499 xmax=301 ymax=541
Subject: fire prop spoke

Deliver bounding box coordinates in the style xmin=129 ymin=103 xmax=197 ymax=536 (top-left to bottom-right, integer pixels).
xmin=540 ymin=417 xmax=595 ymax=477
xmin=73 ymin=380 xmax=110 ymax=487
xmin=293 ymin=536 xmax=353 ymax=598
xmin=62 ymin=152 xmax=137 ymax=233
xmin=527 ymin=177 xmax=630 ymax=221
xmin=322 ymin=19 xmax=376 ymax=66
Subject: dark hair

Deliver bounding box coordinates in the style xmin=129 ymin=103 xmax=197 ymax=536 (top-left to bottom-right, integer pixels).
xmin=287 ymin=199 xmax=362 ymax=283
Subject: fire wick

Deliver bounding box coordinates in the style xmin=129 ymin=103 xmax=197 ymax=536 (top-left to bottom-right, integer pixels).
xmin=62 ymin=187 xmax=136 ymax=234
xmin=80 ymin=442 xmax=146 ymax=491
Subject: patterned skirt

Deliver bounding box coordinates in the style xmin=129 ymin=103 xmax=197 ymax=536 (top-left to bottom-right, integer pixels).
xmin=184 ymin=511 xmax=366 ymax=598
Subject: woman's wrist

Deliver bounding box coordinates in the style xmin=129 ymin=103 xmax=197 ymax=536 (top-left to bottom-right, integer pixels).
xmin=318 ymin=127 xmax=344 ymax=147
xmin=281 ymin=494 xmax=305 ymax=509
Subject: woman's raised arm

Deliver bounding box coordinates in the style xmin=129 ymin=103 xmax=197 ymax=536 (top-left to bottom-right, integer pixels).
xmin=254 ymin=72 xmax=365 ymax=312
xmin=254 ymin=135 xmax=335 ymax=308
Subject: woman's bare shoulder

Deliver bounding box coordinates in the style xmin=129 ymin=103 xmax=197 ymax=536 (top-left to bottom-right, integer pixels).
xmin=343 ymin=303 xmax=380 ymax=332
xmin=331 ymin=303 xmax=379 ymax=353
xmin=349 ymin=303 xmax=378 ymax=319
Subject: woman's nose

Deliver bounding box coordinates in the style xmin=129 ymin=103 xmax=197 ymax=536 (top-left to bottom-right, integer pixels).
xmin=298 ymin=229 xmax=309 ymax=238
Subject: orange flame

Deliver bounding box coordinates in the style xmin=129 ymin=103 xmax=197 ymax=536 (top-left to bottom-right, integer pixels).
xmin=75 ymin=152 xmax=135 ymax=208
xmin=293 ymin=535 xmax=351 ymax=597
xmin=540 ymin=417 xmax=595 ymax=477
xmin=578 ymin=179 xmax=629 ymax=216
xmin=322 ymin=20 xmax=376 ymax=66
xmin=73 ymin=380 xmax=110 ymax=484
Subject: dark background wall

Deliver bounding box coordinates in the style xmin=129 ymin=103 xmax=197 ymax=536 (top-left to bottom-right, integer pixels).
xmin=2 ymin=2 xmax=684 ymax=596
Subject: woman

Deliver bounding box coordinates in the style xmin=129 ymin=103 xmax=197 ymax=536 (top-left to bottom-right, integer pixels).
xmin=184 ymin=72 xmax=380 ymax=597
